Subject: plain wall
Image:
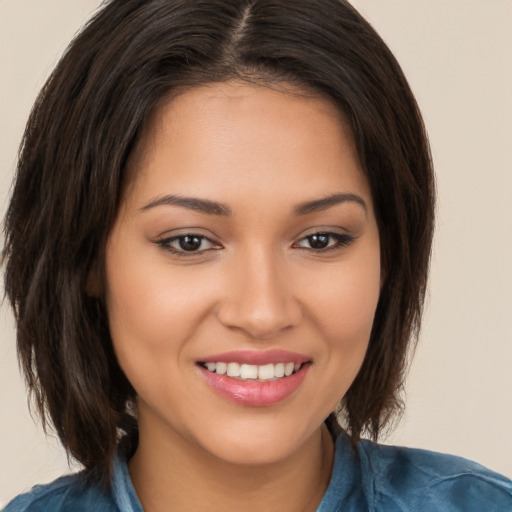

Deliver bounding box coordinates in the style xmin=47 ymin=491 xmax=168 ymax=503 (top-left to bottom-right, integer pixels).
xmin=1 ymin=0 xmax=511 ymax=506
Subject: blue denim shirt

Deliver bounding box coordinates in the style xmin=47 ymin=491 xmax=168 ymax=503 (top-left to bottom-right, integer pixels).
xmin=4 ymin=434 xmax=512 ymax=511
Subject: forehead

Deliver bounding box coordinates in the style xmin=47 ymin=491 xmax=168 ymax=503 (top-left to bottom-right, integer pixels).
xmin=125 ymin=80 xmax=371 ymax=210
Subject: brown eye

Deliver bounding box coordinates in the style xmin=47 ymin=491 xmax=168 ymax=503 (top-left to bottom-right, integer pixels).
xmin=178 ymin=235 xmax=203 ymax=251
xmin=157 ymin=234 xmax=218 ymax=255
xmin=296 ymin=232 xmax=356 ymax=251
xmin=307 ymin=234 xmax=330 ymax=249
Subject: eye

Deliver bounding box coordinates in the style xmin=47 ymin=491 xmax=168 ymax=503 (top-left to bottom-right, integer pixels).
xmin=157 ymin=234 xmax=219 ymax=255
xmin=295 ymin=232 xmax=355 ymax=251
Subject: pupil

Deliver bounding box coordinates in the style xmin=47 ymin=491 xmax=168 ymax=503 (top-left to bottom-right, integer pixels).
xmin=309 ymin=234 xmax=329 ymax=249
xmin=179 ymin=235 xmax=202 ymax=251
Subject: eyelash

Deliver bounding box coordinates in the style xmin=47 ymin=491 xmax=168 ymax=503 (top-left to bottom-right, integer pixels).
xmin=293 ymin=232 xmax=356 ymax=252
xmin=156 ymin=232 xmax=355 ymax=257
xmin=156 ymin=234 xmax=219 ymax=256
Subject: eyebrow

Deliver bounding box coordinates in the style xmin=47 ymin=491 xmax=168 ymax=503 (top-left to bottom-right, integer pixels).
xmin=293 ymin=193 xmax=367 ymax=216
xmin=140 ymin=194 xmax=232 ymax=216
xmin=140 ymin=192 xmax=367 ymax=216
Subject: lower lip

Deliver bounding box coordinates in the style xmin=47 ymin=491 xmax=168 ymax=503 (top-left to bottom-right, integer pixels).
xmin=198 ymin=364 xmax=309 ymax=407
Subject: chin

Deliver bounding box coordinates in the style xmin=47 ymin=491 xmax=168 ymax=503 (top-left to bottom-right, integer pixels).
xmin=193 ymin=416 xmax=319 ymax=467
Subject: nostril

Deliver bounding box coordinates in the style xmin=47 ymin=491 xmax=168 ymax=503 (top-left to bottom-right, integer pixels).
xmin=215 ymin=266 xmax=303 ymax=339
xmin=217 ymin=307 xmax=301 ymax=340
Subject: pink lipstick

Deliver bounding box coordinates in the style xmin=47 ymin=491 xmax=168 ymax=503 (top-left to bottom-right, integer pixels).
xmin=197 ymin=350 xmax=311 ymax=407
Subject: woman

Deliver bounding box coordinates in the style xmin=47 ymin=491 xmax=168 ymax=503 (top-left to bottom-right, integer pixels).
xmin=2 ymin=0 xmax=511 ymax=510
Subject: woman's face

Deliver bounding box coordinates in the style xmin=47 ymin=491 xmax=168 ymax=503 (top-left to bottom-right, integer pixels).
xmin=104 ymin=80 xmax=381 ymax=466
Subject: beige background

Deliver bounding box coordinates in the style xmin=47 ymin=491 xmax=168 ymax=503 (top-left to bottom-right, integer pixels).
xmin=1 ymin=0 xmax=511 ymax=506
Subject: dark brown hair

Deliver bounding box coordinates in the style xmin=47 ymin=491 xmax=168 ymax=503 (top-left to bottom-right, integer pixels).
xmin=3 ymin=0 xmax=434 ymax=486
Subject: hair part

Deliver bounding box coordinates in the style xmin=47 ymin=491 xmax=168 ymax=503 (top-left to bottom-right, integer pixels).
xmin=3 ymin=0 xmax=434 ymax=487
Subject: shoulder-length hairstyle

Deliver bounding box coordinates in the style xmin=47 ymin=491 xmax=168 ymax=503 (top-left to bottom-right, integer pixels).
xmin=3 ymin=0 xmax=434 ymax=487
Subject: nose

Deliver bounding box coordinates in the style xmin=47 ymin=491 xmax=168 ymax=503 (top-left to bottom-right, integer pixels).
xmin=216 ymin=248 xmax=302 ymax=339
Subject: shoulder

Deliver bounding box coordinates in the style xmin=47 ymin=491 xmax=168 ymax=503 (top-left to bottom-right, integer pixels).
xmin=358 ymin=439 xmax=512 ymax=512
xmin=2 ymin=473 xmax=117 ymax=512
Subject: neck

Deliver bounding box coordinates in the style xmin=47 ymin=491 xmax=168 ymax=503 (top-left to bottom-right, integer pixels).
xmin=129 ymin=421 xmax=334 ymax=512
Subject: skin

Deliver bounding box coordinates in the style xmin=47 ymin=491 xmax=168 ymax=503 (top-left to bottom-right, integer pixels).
xmin=104 ymin=80 xmax=381 ymax=512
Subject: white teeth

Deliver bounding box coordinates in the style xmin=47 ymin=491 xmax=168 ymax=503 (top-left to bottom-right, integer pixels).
xmin=203 ymin=361 xmax=303 ymax=380
xmin=205 ymin=362 xmax=217 ymax=372
xmin=227 ymin=362 xmax=240 ymax=377
xmin=216 ymin=362 xmax=227 ymax=375
xmin=274 ymin=363 xmax=285 ymax=378
xmin=240 ymin=364 xmax=258 ymax=379
xmin=258 ymin=363 xmax=275 ymax=380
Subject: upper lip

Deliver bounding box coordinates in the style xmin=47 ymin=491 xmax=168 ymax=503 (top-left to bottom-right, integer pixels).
xmin=198 ymin=349 xmax=310 ymax=366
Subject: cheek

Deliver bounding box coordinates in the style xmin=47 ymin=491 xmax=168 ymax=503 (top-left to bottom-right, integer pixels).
xmin=103 ymin=235 xmax=208 ymax=391
xmin=105 ymin=272 xmax=191 ymax=412
xmin=312 ymin=256 xmax=381 ymax=345
xmin=305 ymin=246 xmax=381 ymax=405
xmin=105 ymin=239 xmax=212 ymax=348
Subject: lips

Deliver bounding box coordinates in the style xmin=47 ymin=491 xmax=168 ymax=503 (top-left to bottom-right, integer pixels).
xmin=196 ymin=350 xmax=311 ymax=407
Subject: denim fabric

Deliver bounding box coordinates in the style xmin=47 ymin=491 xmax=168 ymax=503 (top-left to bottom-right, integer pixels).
xmin=4 ymin=434 xmax=512 ymax=511
xmin=318 ymin=435 xmax=512 ymax=512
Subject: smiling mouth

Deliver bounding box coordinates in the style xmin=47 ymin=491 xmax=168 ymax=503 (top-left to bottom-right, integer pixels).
xmin=198 ymin=361 xmax=305 ymax=381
